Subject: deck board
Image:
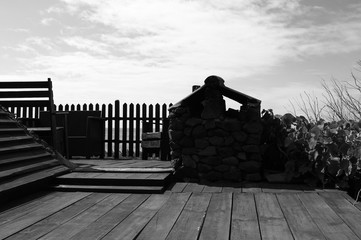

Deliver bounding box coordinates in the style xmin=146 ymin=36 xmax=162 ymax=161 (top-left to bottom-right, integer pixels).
xmin=166 ymin=193 xmax=211 ymax=240
xmin=255 ymin=193 xmax=294 ymax=240
xmin=299 ymin=193 xmax=359 ymax=240
xmin=0 ymin=192 xmax=90 ymax=239
xmin=69 ymin=194 xmax=149 ymax=240
xmin=38 ymin=193 xmax=130 ymax=239
xmin=199 ymin=193 xmax=232 ymax=240
xmin=277 ymin=194 xmax=326 ymax=240
xmin=319 ymin=192 xmax=361 ymax=239
xmin=2 ymin=167 xmax=361 ymax=240
xmin=6 ymin=193 xmax=110 ymax=240
xmin=231 ymin=193 xmax=261 ymax=240
xmin=136 ymin=193 xmax=191 ymax=240
xmin=101 ymin=194 xmax=171 ymax=240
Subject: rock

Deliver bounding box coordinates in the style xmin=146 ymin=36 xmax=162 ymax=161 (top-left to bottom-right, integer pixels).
xmin=243 ymin=122 xmax=263 ymax=134
xmin=198 ymin=163 xmax=212 ymax=173
xmin=184 ymin=127 xmax=192 ymax=136
xmin=232 ymin=131 xmax=248 ymax=143
xmin=199 ymin=146 xmax=217 ymax=156
xmin=201 ymin=98 xmax=225 ymax=119
xmin=245 ymin=173 xmax=263 ymax=182
xmin=238 ymin=110 xmax=247 ymax=121
xmin=248 ymin=153 xmax=263 ymax=162
xmin=182 ymin=147 xmax=198 ymax=155
xmin=204 ymin=120 xmax=216 ymax=130
xmin=242 ymin=145 xmax=260 ymax=153
xmin=221 ymin=118 xmax=243 ymax=131
xmin=214 ymin=164 xmax=230 ymax=172
xmin=192 ymin=154 xmax=200 ymax=163
xmin=182 ymin=155 xmax=197 ymax=168
xmin=223 ymin=136 xmax=234 ymax=146
xmin=203 ymin=171 xmax=223 ymax=182
xmin=174 ymin=106 xmax=188 ymax=116
xmin=200 ymin=156 xmax=221 ymax=165
xmin=238 ymin=161 xmax=261 ymax=173
xmin=209 ymin=136 xmax=224 ymax=146
xmin=246 ymin=134 xmax=262 ymax=145
xmin=195 ymin=138 xmax=209 ymax=149
xmin=223 ymin=167 xmax=242 ymax=181
xmin=179 ymin=136 xmax=194 ymax=147
xmin=182 ymin=167 xmax=198 ymax=179
xmin=218 ymin=147 xmax=234 ymax=157
xmin=204 ymin=75 xmax=225 ymax=87
xmin=185 ymin=117 xmax=202 ymax=127
xmin=232 ymin=142 xmax=244 ymax=152
xmin=169 ymin=119 xmax=184 ymax=130
xmin=222 ymin=156 xmax=239 ymax=165
xmin=192 ymin=125 xmax=207 ymax=138
xmin=171 ymin=149 xmax=181 ymax=158
xmin=236 ymin=152 xmax=247 ymax=161
xmin=169 ymin=141 xmax=180 ymax=150
xmin=169 ymin=130 xmax=184 ymax=141
xmin=213 ymin=129 xmax=229 ymax=137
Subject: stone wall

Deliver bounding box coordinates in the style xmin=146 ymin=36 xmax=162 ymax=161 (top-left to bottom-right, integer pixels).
xmin=168 ymin=80 xmax=263 ymax=183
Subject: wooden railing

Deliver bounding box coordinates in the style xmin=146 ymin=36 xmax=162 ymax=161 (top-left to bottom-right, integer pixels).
xmin=8 ymin=100 xmax=171 ymax=159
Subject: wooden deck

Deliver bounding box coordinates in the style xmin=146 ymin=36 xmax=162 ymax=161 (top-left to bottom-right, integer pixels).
xmin=1 ymin=182 xmax=361 ymax=240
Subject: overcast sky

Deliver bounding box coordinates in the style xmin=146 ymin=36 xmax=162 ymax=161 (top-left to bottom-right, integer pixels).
xmin=1 ymin=0 xmax=361 ymax=114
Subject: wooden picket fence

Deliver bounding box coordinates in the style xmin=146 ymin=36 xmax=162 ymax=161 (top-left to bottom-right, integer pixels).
xmin=9 ymin=100 xmax=171 ymax=159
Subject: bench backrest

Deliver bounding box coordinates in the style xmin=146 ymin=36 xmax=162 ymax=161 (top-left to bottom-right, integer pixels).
xmin=0 ymin=78 xmax=55 ymax=119
xmin=0 ymin=78 xmax=58 ymax=151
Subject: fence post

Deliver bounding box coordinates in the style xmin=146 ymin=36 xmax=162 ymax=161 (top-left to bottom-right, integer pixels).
xmin=114 ymin=100 xmax=120 ymax=159
xmin=122 ymin=103 xmax=128 ymax=157
xmin=107 ymin=103 xmax=113 ymax=157
xmin=135 ymin=104 xmax=141 ymax=157
xmin=129 ymin=103 xmax=134 ymax=157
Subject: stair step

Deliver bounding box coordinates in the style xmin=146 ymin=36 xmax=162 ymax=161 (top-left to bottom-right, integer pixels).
xmin=0 ymin=128 xmax=25 ymax=132
xmin=0 ymin=159 xmax=60 ymax=181
xmin=0 ymin=151 xmax=53 ymax=166
xmin=0 ymin=119 xmax=17 ymax=127
xmin=0 ymin=135 xmax=33 ymax=143
xmin=0 ymin=136 xmax=34 ymax=147
xmin=0 ymin=143 xmax=44 ymax=155
xmin=0 ymin=128 xmax=26 ymax=137
xmin=0 ymin=165 xmax=70 ymax=201
xmin=55 ymin=172 xmax=172 ymax=186
xmin=53 ymin=184 xmax=165 ymax=194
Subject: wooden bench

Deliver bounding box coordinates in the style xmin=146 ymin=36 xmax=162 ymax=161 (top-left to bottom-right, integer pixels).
xmin=0 ymin=78 xmax=65 ymax=156
xmin=41 ymin=111 xmax=105 ymax=158
xmin=141 ymin=120 xmax=170 ymax=160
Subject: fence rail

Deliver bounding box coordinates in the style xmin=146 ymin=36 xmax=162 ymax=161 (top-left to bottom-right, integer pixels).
xmin=9 ymin=100 xmax=172 ymax=159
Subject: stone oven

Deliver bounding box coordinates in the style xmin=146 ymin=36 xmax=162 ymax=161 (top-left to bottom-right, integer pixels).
xmin=168 ymin=75 xmax=263 ymax=183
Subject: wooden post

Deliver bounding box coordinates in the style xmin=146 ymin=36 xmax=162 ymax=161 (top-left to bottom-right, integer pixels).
xmin=107 ymin=103 xmax=113 ymax=157
xmin=122 ymin=103 xmax=128 ymax=157
xmin=129 ymin=103 xmax=134 ymax=157
xmin=135 ymin=104 xmax=141 ymax=157
xmin=114 ymin=100 xmax=120 ymax=159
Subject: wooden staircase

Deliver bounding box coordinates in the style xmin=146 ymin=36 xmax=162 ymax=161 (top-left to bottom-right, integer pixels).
xmin=0 ymin=108 xmax=70 ymax=203
xmin=53 ymin=171 xmax=173 ymax=194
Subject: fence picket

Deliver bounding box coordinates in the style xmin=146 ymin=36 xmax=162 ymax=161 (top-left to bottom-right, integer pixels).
xmin=122 ymin=103 xmax=128 ymax=157
xmin=114 ymin=100 xmax=120 ymax=159
xmin=11 ymin=100 xmax=170 ymax=159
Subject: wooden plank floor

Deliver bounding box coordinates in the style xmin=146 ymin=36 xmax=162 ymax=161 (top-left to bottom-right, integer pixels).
xmin=2 ymin=182 xmax=361 ymax=240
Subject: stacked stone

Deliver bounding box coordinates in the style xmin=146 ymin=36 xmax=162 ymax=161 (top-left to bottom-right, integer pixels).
xmin=168 ymin=77 xmax=263 ymax=183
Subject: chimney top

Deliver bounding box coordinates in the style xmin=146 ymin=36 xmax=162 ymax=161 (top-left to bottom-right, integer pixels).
xmin=204 ymin=75 xmax=225 ymax=87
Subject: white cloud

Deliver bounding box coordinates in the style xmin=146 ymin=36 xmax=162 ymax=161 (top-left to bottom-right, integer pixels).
xmin=4 ymin=0 xmax=361 ymax=112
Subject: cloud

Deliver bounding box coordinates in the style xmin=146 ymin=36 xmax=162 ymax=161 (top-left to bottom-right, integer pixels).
xmin=63 ymin=36 xmax=110 ymax=55
xmin=4 ymin=0 xmax=361 ymax=110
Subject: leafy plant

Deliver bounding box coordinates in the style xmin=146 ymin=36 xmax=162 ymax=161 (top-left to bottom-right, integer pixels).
xmin=261 ymin=109 xmax=361 ymax=189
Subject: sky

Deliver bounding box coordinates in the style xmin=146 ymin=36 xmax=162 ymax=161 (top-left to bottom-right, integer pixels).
xmin=1 ymin=0 xmax=361 ymax=115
